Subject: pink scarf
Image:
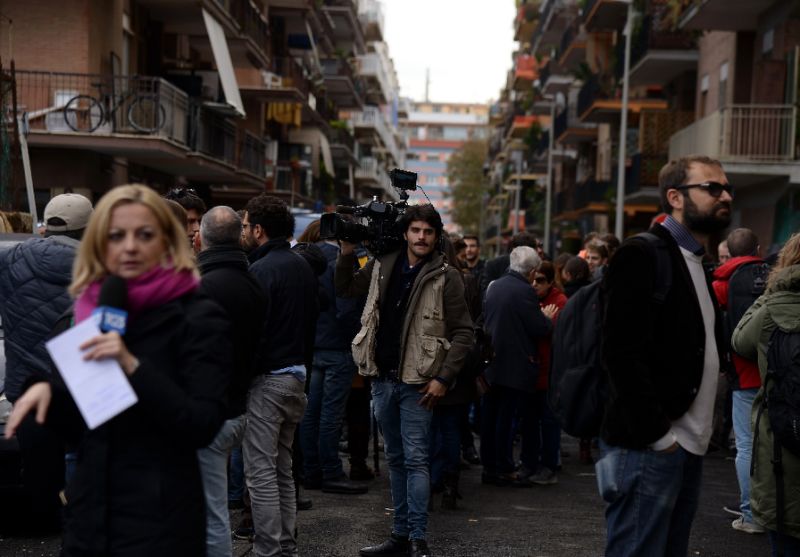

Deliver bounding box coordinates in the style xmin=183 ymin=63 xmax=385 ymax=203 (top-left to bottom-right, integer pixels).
xmin=75 ymin=266 xmax=199 ymax=324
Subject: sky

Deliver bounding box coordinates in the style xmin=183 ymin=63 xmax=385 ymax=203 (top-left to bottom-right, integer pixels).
xmin=382 ymin=0 xmax=517 ymax=105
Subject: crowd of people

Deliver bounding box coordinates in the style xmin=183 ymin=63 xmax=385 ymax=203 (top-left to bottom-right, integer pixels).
xmin=0 ymin=153 xmax=798 ymax=557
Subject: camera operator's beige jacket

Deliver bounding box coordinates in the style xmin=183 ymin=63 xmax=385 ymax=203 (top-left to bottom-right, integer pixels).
xmin=335 ymin=249 xmax=473 ymax=385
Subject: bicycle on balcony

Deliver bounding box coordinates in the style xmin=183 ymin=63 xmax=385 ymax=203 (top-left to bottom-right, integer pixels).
xmin=63 ymin=78 xmax=166 ymax=134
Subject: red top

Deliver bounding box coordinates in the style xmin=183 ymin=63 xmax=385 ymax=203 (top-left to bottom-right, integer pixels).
xmin=536 ymin=286 xmax=568 ymax=391
xmin=712 ymin=256 xmax=763 ymax=389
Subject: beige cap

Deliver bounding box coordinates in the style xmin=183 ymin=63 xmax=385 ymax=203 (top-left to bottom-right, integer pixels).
xmin=44 ymin=193 xmax=93 ymax=232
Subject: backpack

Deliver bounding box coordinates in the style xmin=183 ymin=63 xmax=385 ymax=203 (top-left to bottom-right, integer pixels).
xmin=754 ymin=327 xmax=800 ymax=551
xmin=549 ymin=232 xmax=672 ymax=438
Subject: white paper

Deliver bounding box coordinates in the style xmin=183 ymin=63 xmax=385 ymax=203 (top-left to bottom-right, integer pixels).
xmin=45 ymin=319 xmax=138 ymax=429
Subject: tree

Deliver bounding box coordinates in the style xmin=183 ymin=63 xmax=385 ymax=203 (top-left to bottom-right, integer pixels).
xmin=445 ymin=139 xmax=489 ymax=234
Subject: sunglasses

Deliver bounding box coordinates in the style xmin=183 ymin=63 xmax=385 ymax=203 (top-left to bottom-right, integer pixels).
xmin=165 ymin=187 xmax=198 ymax=200
xmin=674 ymin=181 xmax=733 ymax=198
xmin=533 ymin=276 xmax=548 ymax=284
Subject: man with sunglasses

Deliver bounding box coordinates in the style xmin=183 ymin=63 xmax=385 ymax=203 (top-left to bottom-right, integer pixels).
xmin=597 ymin=156 xmax=732 ymax=556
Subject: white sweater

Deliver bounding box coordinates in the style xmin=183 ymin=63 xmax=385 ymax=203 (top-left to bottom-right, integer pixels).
xmin=650 ymin=247 xmax=719 ymax=455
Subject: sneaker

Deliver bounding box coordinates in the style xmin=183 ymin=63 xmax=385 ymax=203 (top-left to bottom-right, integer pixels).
xmin=530 ymin=467 xmax=558 ymax=486
xmin=723 ymin=505 xmax=743 ymax=517
xmin=731 ymin=517 xmax=766 ymax=534
xmin=233 ymin=526 xmax=254 ymax=541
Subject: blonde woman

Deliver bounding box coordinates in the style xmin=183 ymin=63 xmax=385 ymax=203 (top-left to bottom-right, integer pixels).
xmin=732 ymin=233 xmax=800 ymax=555
xmin=5 ymin=184 xmax=231 ymax=556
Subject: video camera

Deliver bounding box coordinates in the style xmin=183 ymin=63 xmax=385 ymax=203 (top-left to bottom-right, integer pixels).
xmin=320 ymin=168 xmax=418 ymax=255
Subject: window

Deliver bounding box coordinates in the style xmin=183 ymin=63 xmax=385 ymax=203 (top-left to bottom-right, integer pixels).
xmin=719 ymin=62 xmax=728 ymax=108
xmin=763 ymin=29 xmax=774 ymax=55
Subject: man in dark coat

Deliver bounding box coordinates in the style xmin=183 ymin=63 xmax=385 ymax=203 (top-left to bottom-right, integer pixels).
xmin=243 ymin=195 xmax=318 ymax=557
xmin=197 ymin=206 xmax=267 ymax=557
xmin=479 ymin=231 xmax=539 ymax=297
xmin=0 ymin=193 xmax=93 ymax=533
xmin=598 ymin=156 xmax=731 ymax=556
xmin=482 ymin=246 xmax=556 ymax=486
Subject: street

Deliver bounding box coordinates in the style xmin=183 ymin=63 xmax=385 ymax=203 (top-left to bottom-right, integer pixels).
xmin=0 ymin=437 xmax=771 ymax=557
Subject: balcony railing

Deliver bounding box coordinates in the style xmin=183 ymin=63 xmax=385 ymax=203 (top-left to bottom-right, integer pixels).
xmin=577 ymin=75 xmax=603 ymax=120
xmin=557 ymin=20 xmax=582 ymax=64
xmin=629 ymin=15 xmax=696 ymax=73
xmin=355 ymin=156 xmax=390 ymax=190
xmin=229 ymin=0 xmax=269 ymax=54
xmin=15 ymin=70 xmax=189 ymax=145
xmin=272 ymin=57 xmax=310 ymax=98
xmin=190 ymin=104 xmax=237 ymax=166
xmin=358 ymin=0 xmax=385 ymax=40
xmin=352 ymin=106 xmax=399 ymax=161
xmin=574 ymin=178 xmax=611 ymax=210
xmin=669 ymin=105 xmax=798 ymax=162
xmin=239 ymin=131 xmax=266 ymax=177
xmin=554 ymin=108 xmax=567 ymax=142
xmin=357 ymin=53 xmax=392 ymax=103
xmin=328 ymin=126 xmax=356 ymax=153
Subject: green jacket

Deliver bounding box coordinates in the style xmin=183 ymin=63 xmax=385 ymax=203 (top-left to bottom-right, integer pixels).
xmin=732 ymin=264 xmax=800 ymax=537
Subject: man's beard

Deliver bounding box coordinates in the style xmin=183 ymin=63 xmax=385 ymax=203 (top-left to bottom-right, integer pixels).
xmin=684 ymin=195 xmax=731 ymax=234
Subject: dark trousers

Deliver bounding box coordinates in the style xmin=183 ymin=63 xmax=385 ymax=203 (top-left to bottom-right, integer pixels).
xmin=480 ymin=385 xmax=527 ymax=475
xmin=346 ymin=385 xmax=371 ymax=465
xmin=519 ymin=390 xmax=561 ymax=472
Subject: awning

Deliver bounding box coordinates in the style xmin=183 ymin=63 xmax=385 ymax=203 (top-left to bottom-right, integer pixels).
xmin=288 ymin=128 xmax=334 ymax=177
xmin=202 ymin=8 xmax=246 ymax=118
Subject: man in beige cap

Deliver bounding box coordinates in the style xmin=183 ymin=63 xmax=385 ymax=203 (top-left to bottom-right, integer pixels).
xmin=0 ymin=192 xmax=93 ymax=535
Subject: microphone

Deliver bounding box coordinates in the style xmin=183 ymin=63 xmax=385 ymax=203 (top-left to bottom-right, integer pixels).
xmin=92 ymin=275 xmax=128 ymax=335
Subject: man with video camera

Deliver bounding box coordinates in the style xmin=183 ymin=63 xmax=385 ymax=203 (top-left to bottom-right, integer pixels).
xmin=335 ymin=203 xmax=473 ymax=557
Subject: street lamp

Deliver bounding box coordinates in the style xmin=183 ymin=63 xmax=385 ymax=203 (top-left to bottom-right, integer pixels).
xmin=615 ymin=0 xmax=636 ymax=240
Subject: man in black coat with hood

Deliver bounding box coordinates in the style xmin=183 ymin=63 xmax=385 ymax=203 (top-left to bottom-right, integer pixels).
xmin=196 ymin=206 xmax=266 ymax=557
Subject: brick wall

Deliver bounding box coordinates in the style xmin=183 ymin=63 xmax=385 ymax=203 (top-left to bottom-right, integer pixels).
xmin=695 ymin=31 xmax=736 ymax=119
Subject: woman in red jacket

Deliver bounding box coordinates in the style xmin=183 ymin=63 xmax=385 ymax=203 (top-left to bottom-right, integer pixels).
xmin=522 ymin=261 xmax=568 ymax=484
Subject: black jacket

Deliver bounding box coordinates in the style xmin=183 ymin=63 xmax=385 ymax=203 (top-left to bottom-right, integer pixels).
xmin=600 ymin=224 xmax=726 ymax=449
xmin=198 ymin=245 xmax=267 ymax=417
xmin=49 ymin=292 xmax=231 ymax=556
xmin=249 ymin=238 xmax=318 ymax=373
xmin=479 ymin=254 xmax=510 ymax=297
xmin=0 ymin=235 xmax=78 ymax=402
xmin=484 ymin=270 xmax=552 ymax=393
xmin=314 ymin=242 xmax=364 ymax=351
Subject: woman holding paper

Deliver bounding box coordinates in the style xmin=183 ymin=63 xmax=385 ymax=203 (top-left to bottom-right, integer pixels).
xmin=5 ymin=184 xmax=231 ymax=556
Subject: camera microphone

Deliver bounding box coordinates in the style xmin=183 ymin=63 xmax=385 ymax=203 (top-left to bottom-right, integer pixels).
xmin=92 ymin=275 xmax=128 ymax=335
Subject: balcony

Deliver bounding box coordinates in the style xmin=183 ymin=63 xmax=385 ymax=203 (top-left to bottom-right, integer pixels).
xmin=628 ymin=16 xmax=698 ymax=87
xmin=239 ymin=56 xmax=309 ymax=103
xmin=327 ymin=126 xmax=358 ymax=166
xmin=354 ymin=156 xmax=397 ymax=199
xmin=539 ymin=58 xmax=574 ymax=96
xmin=514 ymin=1 xmax=542 ymax=42
xmin=678 ymin=0 xmax=765 ymax=31
xmin=16 ymin=70 xmax=189 ymax=149
xmin=577 ymin=75 xmax=667 ymax=123
xmin=512 ymin=55 xmax=538 ymax=92
xmin=581 ymin=0 xmax=629 ymax=32
xmin=638 ymin=110 xmax=695 ymax=155
xmin=320 ymin=1 xmax=365 ymax=52
xmin=557 ymin=21 xmax=586 ymax=70
xmin=238 ymin=131 xmax=267 ymax=178
xmin=190 ymin=104 xmax=237 ymax=168
xmin=554 ymin=106 xmax=597 ymax=145
xmin=321 ymin=58 xmax=363 ymax=109
xmin=573 ymin=178 xmax=612 ymax=211
xmin=531 ymin=0 xmax=579 ymax=55
xmin=508 ymin=115 xmax=540 ymax=140
xmin=359 ymin=0 xmax=385 ymax=42
xmin=351 ymin=106 xmax=400 ymax=163
xmin=669 ymin=105 xmax=798 ymax=163
xmin=356 ymin=53 xmax=392 ymax=105
xmin=228 ymin=0 xmax=270 ymax=63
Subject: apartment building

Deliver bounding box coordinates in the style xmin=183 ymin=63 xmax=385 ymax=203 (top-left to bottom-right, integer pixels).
xmin=489 ymin=0 xmax=799 ymax=255
xmin=669 ymin=0 xmax=800 ymax=251
xmin=0 ymin=0 xmax=403 ymax=216
xmin=401 ymin=101 xmax=489 ymax=231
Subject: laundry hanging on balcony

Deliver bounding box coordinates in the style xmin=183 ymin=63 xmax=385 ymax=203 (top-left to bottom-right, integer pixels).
xmin=267 ymin=102 xmax=302 ymax=127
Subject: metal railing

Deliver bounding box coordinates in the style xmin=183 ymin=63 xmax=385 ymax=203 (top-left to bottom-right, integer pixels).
xmin=15 ymin=70 xmax=189 ymax=145
xmin=190 ymin=104 xmax=237 ymax=166
xmin=328 ymin=126 xmax=355 ymax=153
xmin=574 ymin=178 xmax=611 ymax=209
xmin=356 ymin=53 xmax=391 ymax=103
xmin=358 ymin=0 xmax=385 ymax=39
xmin=669 ymin=105 xmax=797 ymax=162
xmin=577 ymin=75 xmax=603 ymax=120
xmin=352 ymin=106 xmax=399 ymax=162
xmin=629 ymin=15 xmax=696 ymax=72
xmin=239 ymin=131 xmax=266 ymax=177
xmin=557 ymin=20 xmax=582 ymax=63
xmin=355 ymin=156 xmax=390 ymax=190
xmin=272 ymin=57 xmax=310 ymax=98
xmin=230 ymin=0 xmax=269 ymax=54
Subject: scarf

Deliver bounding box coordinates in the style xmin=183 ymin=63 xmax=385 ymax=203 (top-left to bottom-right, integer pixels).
xmin=74 ymin=265 xmax=199 ymax=324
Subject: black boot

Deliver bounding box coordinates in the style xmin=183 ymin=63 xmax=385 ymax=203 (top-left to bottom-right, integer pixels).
xmin=359 ymin=533 xmax=409 ymax=556
xmin=409 ymin=538 xmax=432 ymax=557
xmin=441 ymin=470 xmax=461 ymax=510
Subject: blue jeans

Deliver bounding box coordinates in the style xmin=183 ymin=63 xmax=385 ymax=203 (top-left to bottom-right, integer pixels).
xmin=519 ymin=390 xmax=561 ymax=472
xmin=229 ymin=446 xmax=244 ymax=503
xmin=198 ymin=415 xmax=246 ymax=557
xmin=244 ymin=374 xmax=307 ymax=557
xmin=732 ymin=388 xmax=758 ymax=523
xmin=372 ymin=380 xmax=433 ymax=541
xmin=430 ymin=404 xmax=463 ymax=487
xmin=300 ymin=349 xmax=357 ymax=481
xmin=596 ymin=440 xmax=703 ymax=557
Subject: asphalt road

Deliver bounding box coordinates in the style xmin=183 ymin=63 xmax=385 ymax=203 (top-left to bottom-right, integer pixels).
xmin=0 ymin=437 xmax=772 ymax=557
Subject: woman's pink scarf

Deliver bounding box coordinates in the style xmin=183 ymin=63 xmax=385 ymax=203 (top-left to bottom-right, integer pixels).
xmin=74 ymin=266 xmax=199 ymax=324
